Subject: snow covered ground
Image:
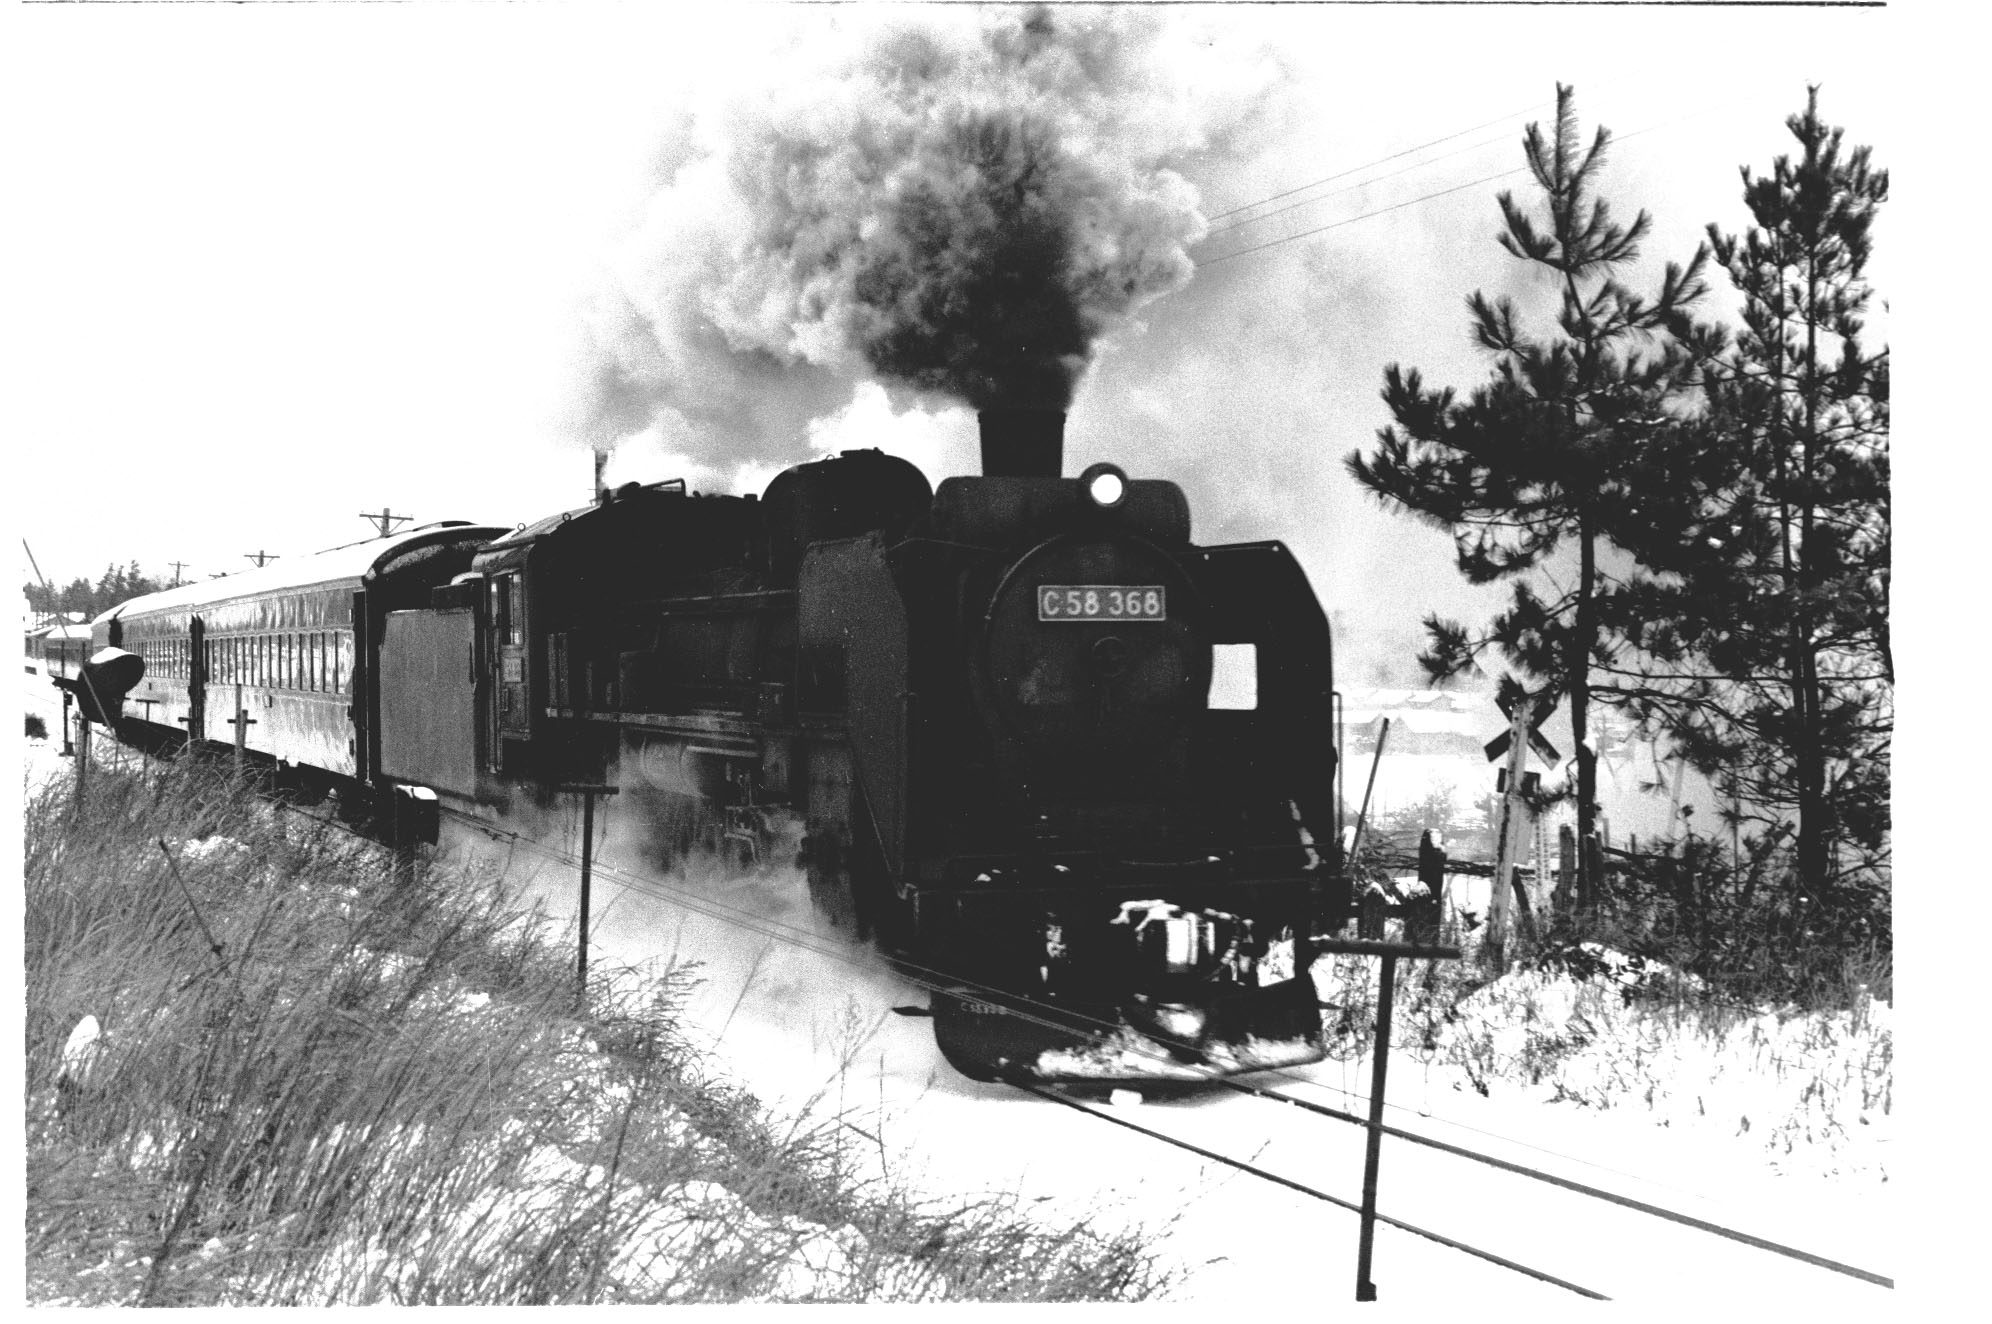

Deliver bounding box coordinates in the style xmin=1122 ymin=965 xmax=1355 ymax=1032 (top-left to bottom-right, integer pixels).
xmin=22 ymin=675 xmax=1901 ymax=1308
xmin=455 ymin=811 xmax=1899 ymax=1310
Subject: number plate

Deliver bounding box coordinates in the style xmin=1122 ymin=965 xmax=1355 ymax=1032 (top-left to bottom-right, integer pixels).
xmin=1037 ymin=585 xmax=1167 ymax=621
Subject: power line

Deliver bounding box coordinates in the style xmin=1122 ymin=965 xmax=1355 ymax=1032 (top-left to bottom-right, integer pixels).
xmin=1203 ymin=98 xmax=1549 ymax=227
xmin=1196 ymin=106 xmax=1723 ymax=270
xmin=1201 ymin=121 xmax=1530 ymax=242
xmin=1200 ymin=164 xmax=1526 ymax=268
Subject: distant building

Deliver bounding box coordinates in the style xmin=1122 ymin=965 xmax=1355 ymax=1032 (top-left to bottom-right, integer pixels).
xmin=1338 ymin=684 xmax=1710 ymax=860
xmin=1339 ymin=687 xmax=1503 ymax=842
xmin=25 ymin=621 xmax=92 ymax=678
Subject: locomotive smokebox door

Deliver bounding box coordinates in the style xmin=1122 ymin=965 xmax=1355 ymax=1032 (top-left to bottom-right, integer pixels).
xmin=978 ymin=534 xmax=1207 ymax=808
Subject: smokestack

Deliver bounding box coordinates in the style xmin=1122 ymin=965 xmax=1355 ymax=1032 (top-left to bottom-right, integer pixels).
xmin=978 ymin=409 xmax=1065 ymax=478
xmin=593 ymin=451 xmax=608 ymax=505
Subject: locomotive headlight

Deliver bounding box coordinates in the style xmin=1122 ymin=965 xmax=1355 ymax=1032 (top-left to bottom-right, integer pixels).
xmin=1079 ymin=462 xmax=1128 ymax=509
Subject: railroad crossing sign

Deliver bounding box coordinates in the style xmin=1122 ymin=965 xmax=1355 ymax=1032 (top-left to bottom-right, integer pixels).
xmin=1484 ymin=680 xmax=1561 ymax=767
xmin=1484 ymin=678 xmax=1559 ymax=966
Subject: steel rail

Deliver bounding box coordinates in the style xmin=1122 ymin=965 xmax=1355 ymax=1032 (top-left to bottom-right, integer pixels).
xmin=1009 ymin=1079 xmax=1609 ymax=1300
xmin=1227 ymin=1078 xmax=1895 ymax=1289
xmin=444 ymin=807 xmax=1609 ymax=1299
xmin=250 ymin=796 xmax=1890 ymax=1295
xmin=436 ymin=806 xmax=1895 ymax=1289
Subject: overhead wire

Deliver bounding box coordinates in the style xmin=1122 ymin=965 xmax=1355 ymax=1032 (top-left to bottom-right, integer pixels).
xmin=1201 ymin=99 xmax=1549 ymax=225
xmin=1200 ymin=165 xmax=1527 ymax=268
xmin=1199 ymin=120 xmax=1535 ymax=242
xmin=1195 ymin=101 xmax=1744 ymax=270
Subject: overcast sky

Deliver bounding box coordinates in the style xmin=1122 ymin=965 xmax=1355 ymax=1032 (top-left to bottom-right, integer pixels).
xmin=7 ymin=0 xmax=1904 ymax=689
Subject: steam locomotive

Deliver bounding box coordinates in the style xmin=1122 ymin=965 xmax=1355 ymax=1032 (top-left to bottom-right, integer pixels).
xmin=76 ymin=409 xmax=1350 ymax=1083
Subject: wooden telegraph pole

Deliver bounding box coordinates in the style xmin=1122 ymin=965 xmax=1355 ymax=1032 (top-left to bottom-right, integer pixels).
xmin=359 ymin=508 xmax=410 ymax=538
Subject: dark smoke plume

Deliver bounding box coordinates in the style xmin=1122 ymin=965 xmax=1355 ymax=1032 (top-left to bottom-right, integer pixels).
xmin=568 ymin=6 xmax=1237 ymax=468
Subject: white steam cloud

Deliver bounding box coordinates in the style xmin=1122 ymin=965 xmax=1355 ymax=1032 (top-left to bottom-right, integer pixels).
xmin=567 ymin=6 xmax=1270 ymax=470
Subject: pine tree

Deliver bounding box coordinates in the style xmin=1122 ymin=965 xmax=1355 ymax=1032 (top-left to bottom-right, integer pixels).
xmin=23 ymin=579 xmax=56 ymax=618
xmin=1614 ymin=89 xmax=1889 ymax=913
xmin=56 ymin=577 xmax=94 ymax=618
xmin=28 ymin=562 xmax=165 ymax=621
xmin=1348 ymin=85 xmax=1715 ymax=907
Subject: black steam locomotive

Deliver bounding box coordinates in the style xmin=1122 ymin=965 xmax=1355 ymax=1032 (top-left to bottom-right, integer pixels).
xmin=79 ymin=410 xmax=1349 ymax=1082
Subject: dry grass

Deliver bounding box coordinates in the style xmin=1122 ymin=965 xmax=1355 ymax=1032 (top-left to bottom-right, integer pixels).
xmin=25 ymin=756 xmax=1170 ymax=1304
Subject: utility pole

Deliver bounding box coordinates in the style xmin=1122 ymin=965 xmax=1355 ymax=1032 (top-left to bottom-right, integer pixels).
xmin=169 ymin=560 xmax=188 ymax=587
xmin=359 ymin=508 xmax=410 ymax=538
xmin=244 ymin=550 xmax=279 ymax=568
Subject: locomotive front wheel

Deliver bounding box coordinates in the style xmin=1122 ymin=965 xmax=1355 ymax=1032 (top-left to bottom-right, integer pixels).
xmin=929 ymin=988 xmax=1011 ymax=1083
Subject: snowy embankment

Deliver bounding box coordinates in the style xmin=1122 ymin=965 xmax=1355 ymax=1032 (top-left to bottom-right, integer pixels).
xmin=43 ymin=968 xmax=980 ymax=1305
xmin=27 ymin=710 xmax=1893 ymax=1303
xmin=1417 ymin=947 xmax=1890 ymax=1182
xmin=516 ymin=825 xmax=1897 ymax=1306
xmin=27 ymin=751 xmax=1163 ymax=1305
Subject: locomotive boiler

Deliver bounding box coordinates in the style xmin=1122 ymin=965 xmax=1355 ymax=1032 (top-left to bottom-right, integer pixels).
xmin=90 ymin=409 xmax=1350 ymax=1083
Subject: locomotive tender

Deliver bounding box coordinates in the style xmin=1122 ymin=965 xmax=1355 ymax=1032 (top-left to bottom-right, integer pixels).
xmin=87 ymin=410 xmax=1350 ymax=1082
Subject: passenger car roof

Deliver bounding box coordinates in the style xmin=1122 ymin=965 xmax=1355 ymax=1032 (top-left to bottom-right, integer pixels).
xmin=95 ymin=522 xmax=502 ymax=624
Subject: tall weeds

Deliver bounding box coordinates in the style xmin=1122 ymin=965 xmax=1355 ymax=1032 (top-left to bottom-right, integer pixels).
xmin=25 ymin=757 xmax=1168 ymax=1304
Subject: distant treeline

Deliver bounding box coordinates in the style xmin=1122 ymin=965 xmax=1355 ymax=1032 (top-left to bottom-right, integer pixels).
xmin=23 ymin=562 xmax=167 ymax=623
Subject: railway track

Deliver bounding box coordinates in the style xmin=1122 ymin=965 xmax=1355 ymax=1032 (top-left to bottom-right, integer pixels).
xmin=426 ymin=801 xmax=1895 ymax=1302
xmin=26 ymin=734 xmax=1890 ymax=1304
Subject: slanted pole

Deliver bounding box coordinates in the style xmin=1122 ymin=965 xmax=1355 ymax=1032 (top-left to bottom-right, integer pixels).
xmin=1349 ymin=717 xmax=1391 ymax=862
xmin=74 ymin=716 xmax=91 ymax=805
